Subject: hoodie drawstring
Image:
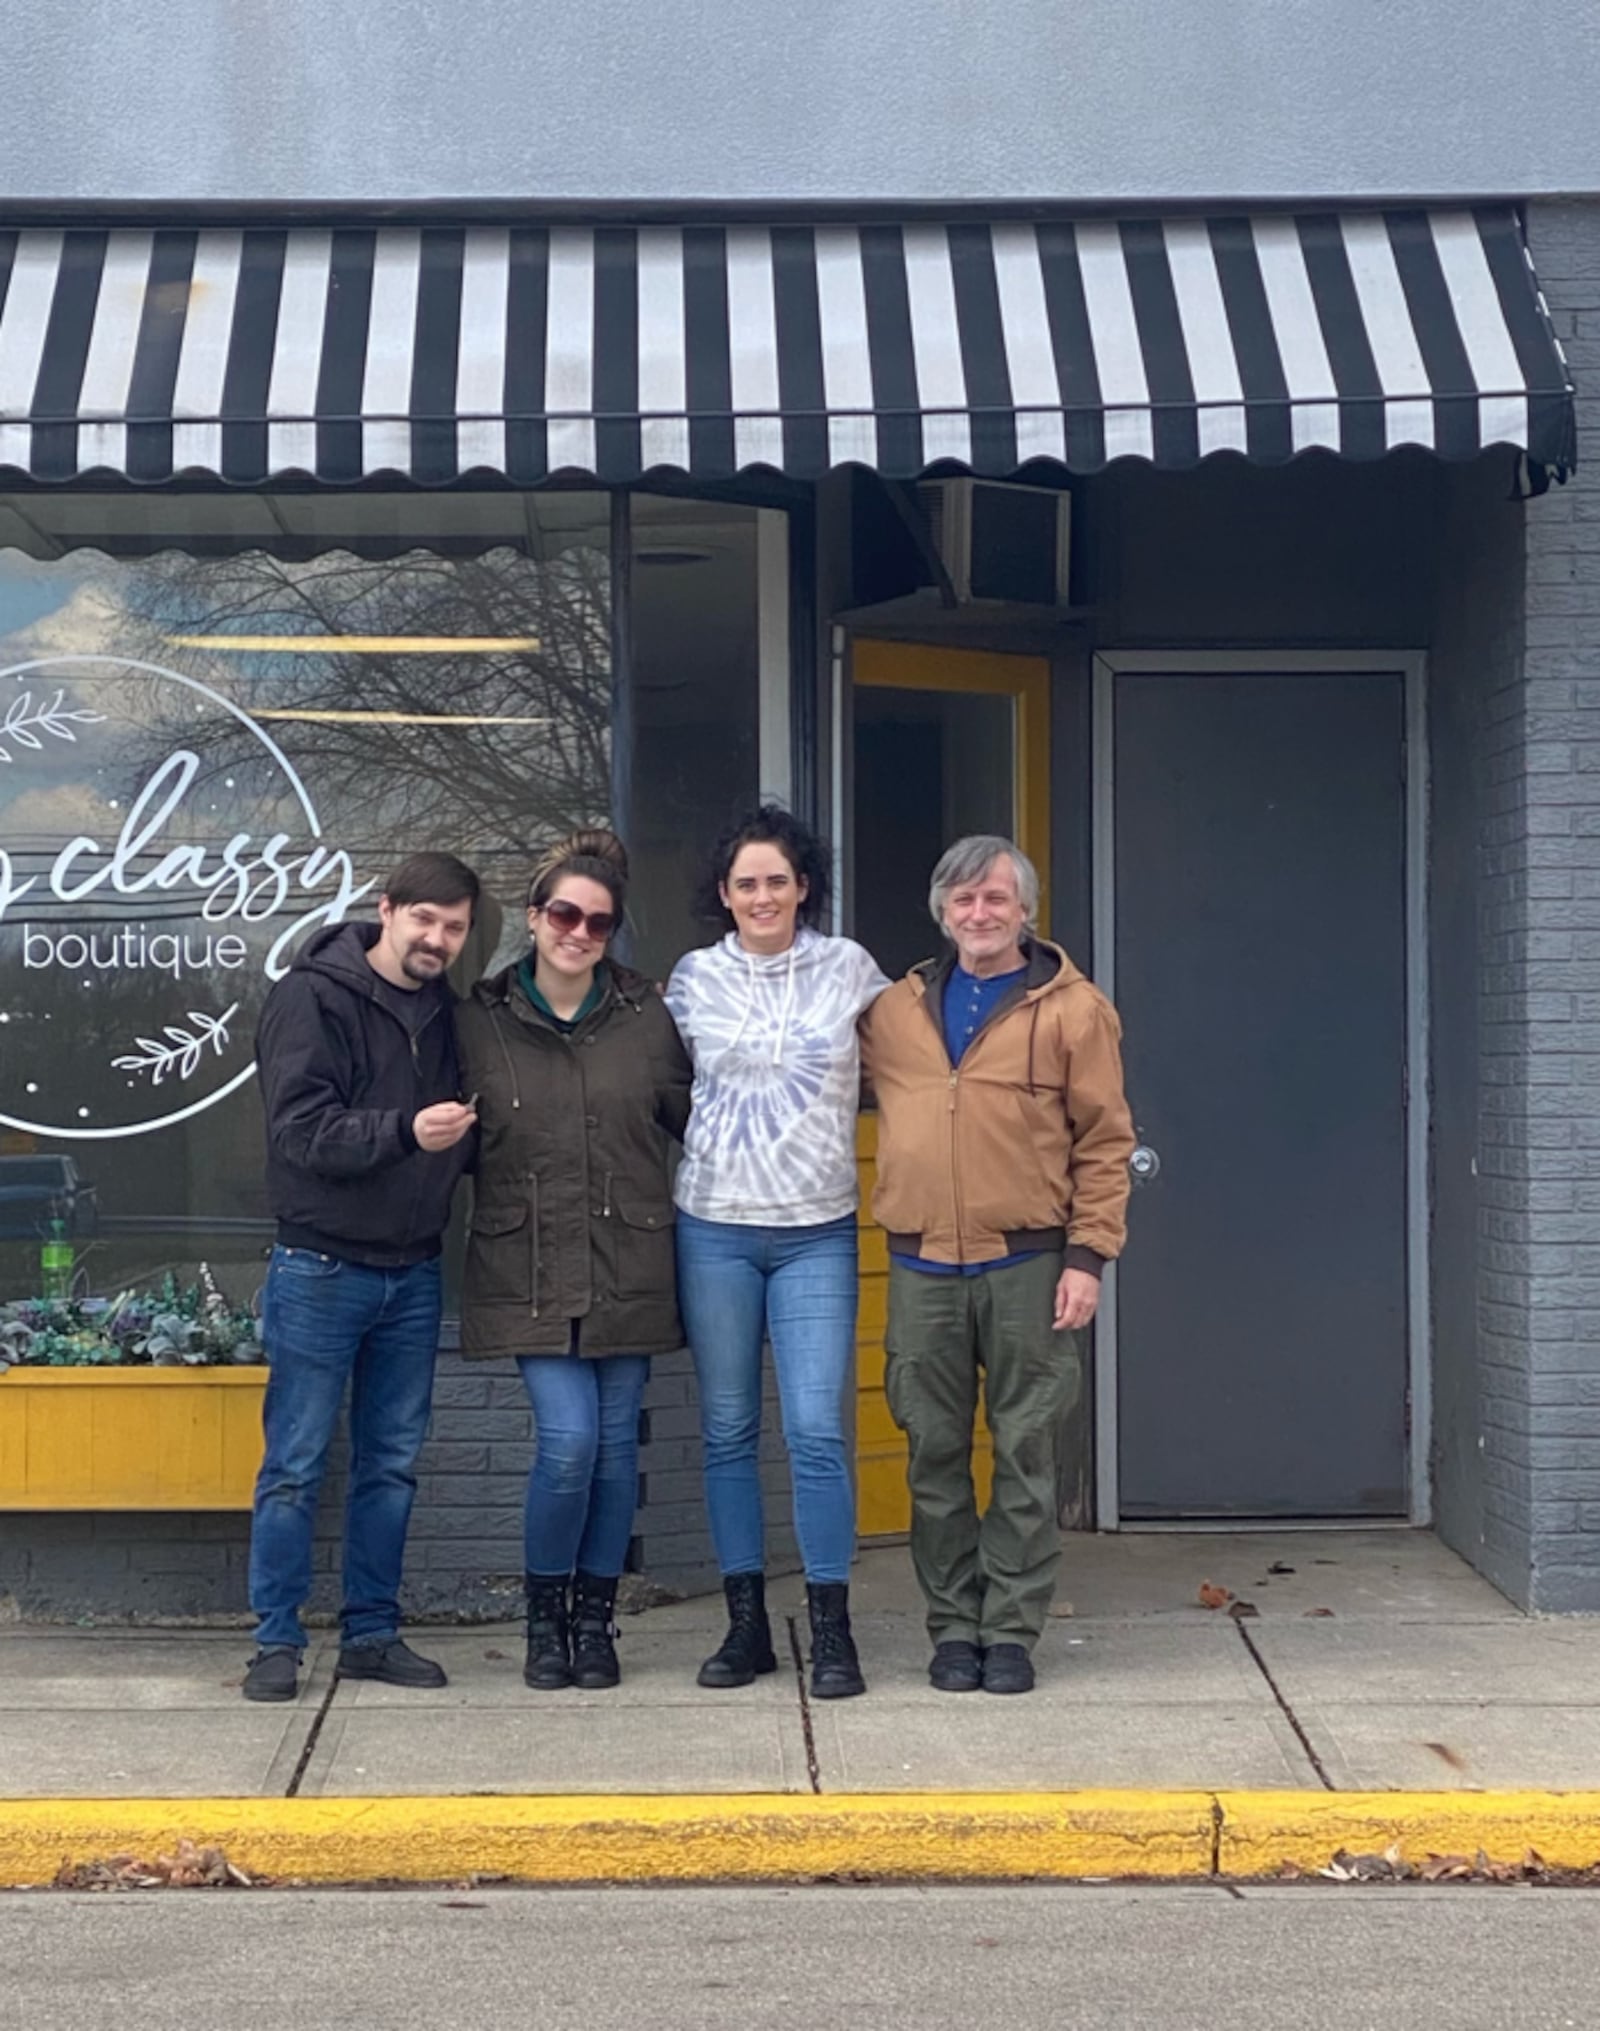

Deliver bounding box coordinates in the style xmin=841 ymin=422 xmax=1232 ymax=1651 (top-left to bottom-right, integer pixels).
xmin=728 ymin=949 xmax=759 ymax=1054
xmin=727 ymin=942 xmax=799 ymax=1064
xmin=774 ymin=941 xmax=797 ymax=1064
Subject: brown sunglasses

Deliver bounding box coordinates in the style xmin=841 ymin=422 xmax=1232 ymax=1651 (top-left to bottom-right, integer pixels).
xmin=539 ymin=897 xmax=617 ymax=941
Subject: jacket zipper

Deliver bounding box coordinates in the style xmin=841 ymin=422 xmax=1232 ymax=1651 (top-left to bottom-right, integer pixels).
xmin=947 ymin=1068 xmax=965 ymax=1267
xmin=396 ymin=998 xmax=445 ymax=1249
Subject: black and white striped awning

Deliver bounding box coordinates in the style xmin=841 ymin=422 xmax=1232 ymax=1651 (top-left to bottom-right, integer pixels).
xmin=0 ymin=209 xmax=1574 ymax=486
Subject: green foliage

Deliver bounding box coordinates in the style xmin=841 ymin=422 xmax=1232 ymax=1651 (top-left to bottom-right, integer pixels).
xmin=0 ymin=1267 xmax=263 ymax=1370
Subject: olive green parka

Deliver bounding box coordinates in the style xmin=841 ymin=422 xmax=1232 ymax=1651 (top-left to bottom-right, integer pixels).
xmin=456 ymin=959 xmax=692 ymax=1358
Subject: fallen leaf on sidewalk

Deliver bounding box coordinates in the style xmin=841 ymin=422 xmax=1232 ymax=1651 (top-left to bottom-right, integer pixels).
xmin=1198 ymin=1581 xmax=1233 ymax=1609
xmin=1321 ymin=1846 xmax=1410 ymax=1882
xmin=483 ymin=1648 xmax=508 ymax=1661
xmin=1047 ymin=1600 xmax=1075 ymax=1618
xmin=1226 ymin=1599 xmax=1260 ymax=1620
xmin=1303 ymin=1607 xmax=1335 ymax=1618
xmin=1303 ymin=1844 xmax=1588 ymax=1888
xmin=1424 ymin=1740 xmax=1468 ymax=1772
xmin=1267 ymin=1561 xmax=1296 ymax=1575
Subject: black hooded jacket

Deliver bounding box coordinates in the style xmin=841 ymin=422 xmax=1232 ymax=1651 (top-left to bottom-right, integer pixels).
xmin=255 ymin=921 xmax=470 ymax=1267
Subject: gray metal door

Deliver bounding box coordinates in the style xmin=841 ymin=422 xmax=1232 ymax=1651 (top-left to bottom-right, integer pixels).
xmin=1111 ymin=669 xmax=1409 ymax=1518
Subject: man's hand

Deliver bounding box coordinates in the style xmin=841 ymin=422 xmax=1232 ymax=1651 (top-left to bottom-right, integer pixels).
xmin=412 ymin=1101 xmax=477 ymax=1152
xmin=1053 ymin=1266 xmax=1101 ymax=1332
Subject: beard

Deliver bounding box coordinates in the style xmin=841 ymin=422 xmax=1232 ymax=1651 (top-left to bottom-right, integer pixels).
xmin=400 ymin=943 xmax=447 ymax=982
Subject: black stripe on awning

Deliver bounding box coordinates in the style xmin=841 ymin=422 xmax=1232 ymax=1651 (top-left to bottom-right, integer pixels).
xmin=0 ymin=209 xmax=1573 ymax=484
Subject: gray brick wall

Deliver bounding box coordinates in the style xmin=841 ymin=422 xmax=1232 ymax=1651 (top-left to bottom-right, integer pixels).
xmin=1 ymin=1344 xmax=797 ymax=1623
xmin=1470 ymin=198 xmax=1600 ymax=1610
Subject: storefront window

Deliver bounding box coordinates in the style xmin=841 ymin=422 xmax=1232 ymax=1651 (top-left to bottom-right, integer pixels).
xmin=626 ymin=496 xmax=774 ymax=979
xmin=0 ymin=492 xmax=611 ymax=1313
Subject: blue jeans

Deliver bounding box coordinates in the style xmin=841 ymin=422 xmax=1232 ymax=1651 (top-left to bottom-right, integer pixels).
xmin=517 ymin=1349 xmax=649 ymax=1579
xmin=249 ymin=1246 xmax=442 ymax=1652
xmin=676 ymin=1211 xmax=858 ymax=1584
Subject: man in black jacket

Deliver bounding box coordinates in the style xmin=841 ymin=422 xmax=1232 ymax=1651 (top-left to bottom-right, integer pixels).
xmin=242 ymin=852 xmax=480 ymax=1703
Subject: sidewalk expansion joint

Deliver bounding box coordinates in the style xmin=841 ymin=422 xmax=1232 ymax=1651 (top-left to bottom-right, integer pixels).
xmin=785 ymin=1614 xmax=823 ymax=1794
xmin=282 ymin=1671 xmax=341 ymax=1800
xmin=1233 ymin=1620 xmax=1334 ymax=1791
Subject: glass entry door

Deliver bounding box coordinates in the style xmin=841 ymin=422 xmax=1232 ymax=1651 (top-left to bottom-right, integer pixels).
xmin=849 ymin=640 xmax=1052 ymax=1537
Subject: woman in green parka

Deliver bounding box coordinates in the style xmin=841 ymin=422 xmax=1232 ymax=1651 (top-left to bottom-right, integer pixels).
xmin=457 ymin=829 xmax=691 ymax=1693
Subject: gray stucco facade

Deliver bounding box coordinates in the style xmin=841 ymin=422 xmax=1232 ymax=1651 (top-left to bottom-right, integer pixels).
xmin=5 ymin=1 xmax=1599 ymax=208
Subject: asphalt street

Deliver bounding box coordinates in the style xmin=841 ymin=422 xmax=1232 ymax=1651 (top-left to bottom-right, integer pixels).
xmin=4 ymin=1883 xmax=1597 ymax=2030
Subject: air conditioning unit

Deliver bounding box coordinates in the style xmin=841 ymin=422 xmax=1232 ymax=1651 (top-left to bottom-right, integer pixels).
xmin=914 ymin=478 xmax=1072 ymax=606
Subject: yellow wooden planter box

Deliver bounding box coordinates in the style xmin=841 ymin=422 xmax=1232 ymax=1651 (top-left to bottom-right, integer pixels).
xmin=0 ymin=1366 xmax=267 ymax=1511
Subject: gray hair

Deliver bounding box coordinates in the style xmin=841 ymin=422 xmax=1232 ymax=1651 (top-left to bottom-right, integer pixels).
xmin=928 ymin=835 xmax=1040 ymax=932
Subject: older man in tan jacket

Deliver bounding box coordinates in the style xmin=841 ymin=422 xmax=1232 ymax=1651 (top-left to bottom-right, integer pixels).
xmin=860 ymin=834 xmax=1133 ymax=1695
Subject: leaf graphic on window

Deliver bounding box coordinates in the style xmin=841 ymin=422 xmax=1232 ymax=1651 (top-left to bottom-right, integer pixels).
xmin=0 ymin=688 xmax=107 ymax=763
xmin=112 ymin=1004 xmax=240 ymax=1085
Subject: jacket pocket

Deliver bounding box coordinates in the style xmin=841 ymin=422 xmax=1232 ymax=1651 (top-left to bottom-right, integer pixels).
xmin=609 ymin=1196 xmax=675 ymax=1301
xmin=466 ymin=1193 xmax=537 ymax=1309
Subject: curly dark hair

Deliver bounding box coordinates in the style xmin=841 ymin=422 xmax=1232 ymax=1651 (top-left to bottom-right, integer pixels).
xmin=694 ymin=805 xmax=832 ymax=931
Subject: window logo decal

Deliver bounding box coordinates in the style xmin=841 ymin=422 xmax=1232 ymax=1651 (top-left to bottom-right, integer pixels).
xmin=0 ymin=655 xmax=372 ymax=1141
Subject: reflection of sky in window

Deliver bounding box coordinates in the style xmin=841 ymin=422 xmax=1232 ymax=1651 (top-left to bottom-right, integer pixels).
xmin=0 ymin=505 xmax=615 ymax=1281
xmin=0 ymin=567 xmax=73 ymax=640
xmin=0 ymin=546 xmax=613 ymax=892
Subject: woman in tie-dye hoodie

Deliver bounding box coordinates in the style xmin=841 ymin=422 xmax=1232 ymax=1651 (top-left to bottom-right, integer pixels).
xmin=665 ymin=807 xmax=888 ymax=1702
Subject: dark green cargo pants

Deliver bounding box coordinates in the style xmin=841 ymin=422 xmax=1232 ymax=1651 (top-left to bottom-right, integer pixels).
xmin=884 ymin=1251 xmax=1081 ymax=1651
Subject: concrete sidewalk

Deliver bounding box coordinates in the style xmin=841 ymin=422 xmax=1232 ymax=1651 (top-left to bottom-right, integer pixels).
xmin=6 ymin=1531 xmax=1600 ymax=1883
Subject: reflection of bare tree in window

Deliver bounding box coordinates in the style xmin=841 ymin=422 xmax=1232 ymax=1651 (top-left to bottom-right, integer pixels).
xmin=115 ymin=545 xmax=612 ymax=867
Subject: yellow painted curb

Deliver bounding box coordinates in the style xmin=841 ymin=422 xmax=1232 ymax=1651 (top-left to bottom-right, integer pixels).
xmin=1219 ymin=1791 xmax=1600 ymax=1877
xmin=0 ymin=1792 xmax=1213 ymax=1886
xmin=6 ymin=1791 xmax=1600 ymax=1887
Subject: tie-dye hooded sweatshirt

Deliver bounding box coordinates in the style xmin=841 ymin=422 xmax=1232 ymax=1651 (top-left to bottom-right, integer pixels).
xmin=665 ymin=928 xmax=890 ymax=1226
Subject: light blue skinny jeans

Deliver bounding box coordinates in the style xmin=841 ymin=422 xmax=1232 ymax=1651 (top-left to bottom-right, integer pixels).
xmin=516 ymin=1345 xmax=649 ymax=1579
xmin=675 ymin=1210 xmax=858 ymax=1584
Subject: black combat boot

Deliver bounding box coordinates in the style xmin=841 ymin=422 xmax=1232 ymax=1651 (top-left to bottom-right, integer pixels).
xmin=523 ymin=1573 xmax=572 ymax=1691
xmin=806 ymin=1581 xmax=866 ymax=1699
xmin=570 ymin=1571 xmax=622 ymax=1690
xmin=696 ymin=1571 xmax=779 ymax=1688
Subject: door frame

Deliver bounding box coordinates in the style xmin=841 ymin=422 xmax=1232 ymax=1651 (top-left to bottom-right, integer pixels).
xmin=849 ymin=638 xmax=1053 ymax=930
xmin=843 ymin=636 xmax=1056 ymax=1539
xmin=1090 ymin=649 xmax=1431 ymax=1530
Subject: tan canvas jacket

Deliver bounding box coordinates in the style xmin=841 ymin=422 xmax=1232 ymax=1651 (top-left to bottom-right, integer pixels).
xmin=860 ymin=938 xmax=1134 ymax=1272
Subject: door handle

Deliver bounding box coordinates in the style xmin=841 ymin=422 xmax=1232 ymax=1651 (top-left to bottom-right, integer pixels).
xmin=1129 ymin=1143 xmax=1161 ymax=1185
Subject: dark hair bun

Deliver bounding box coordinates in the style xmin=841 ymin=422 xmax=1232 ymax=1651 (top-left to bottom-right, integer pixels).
xmin=527 ymin=828 xmax=631 ymax=911
xmin=560 ymin=828 xmax=629 ymax=878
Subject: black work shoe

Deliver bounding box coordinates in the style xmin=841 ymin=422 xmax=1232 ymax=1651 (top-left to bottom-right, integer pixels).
xmin=981 ymin=1642 xmax=1035 ymax=1695
xmin=242 ymin=1646 xmax=299 ymax=1703
xmin=570 ymin=1571 xmax=621 ymax=1691
xmin=337 ymin=1638 xmax=449 ymax=1689
xmin=806 ymin=1581 xmax=867 ymax=1700
xmin=524 ymin=1575 xmax=572 ymax=1691
xmin=697 ymin=1572 xmax=779 ymax=1688
xmin=929 ymin=1640 xmax=984 ymax=1693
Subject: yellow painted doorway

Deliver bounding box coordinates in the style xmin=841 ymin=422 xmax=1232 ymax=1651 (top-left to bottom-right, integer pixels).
xmin=851 ymin=640 xmax=1052 ymax=1538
